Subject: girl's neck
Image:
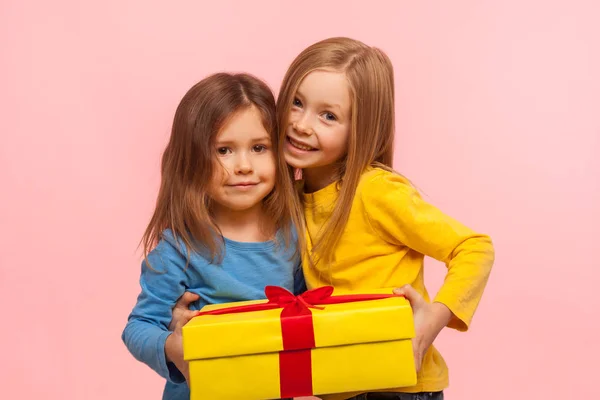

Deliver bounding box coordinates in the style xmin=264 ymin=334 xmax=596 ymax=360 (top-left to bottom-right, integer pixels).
xmin=212 ymin=203 xmax=275 ymax=243
xmin=302 ymin=165 xmax=339 ymax=193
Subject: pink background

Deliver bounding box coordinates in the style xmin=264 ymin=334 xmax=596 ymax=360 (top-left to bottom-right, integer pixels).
xmin=1 ymin=1 xmax=598 ymax=399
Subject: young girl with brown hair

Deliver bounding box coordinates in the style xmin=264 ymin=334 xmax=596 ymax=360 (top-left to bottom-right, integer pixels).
xmin=122 ymin=72 xmax=304 ymax=400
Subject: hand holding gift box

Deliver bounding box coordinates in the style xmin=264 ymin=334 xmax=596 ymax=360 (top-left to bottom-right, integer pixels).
xmin=182 ymin=285 xmax=417 ymax=400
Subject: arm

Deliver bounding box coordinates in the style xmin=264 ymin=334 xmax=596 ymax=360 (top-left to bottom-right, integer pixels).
xmin=362 ymin=173 xmax=494 ymax=368
xmin=362 ymin=173 xmax=495 ymax=331
xmin=165 ymin=292 xmax=202 ymax=382
xmin=121 ymin=239 xmax=190 ymax=383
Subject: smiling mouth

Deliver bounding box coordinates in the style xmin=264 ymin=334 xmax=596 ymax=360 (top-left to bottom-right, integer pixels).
xmin=287 ymin=136 xmax=317 ymax=151
xmin=228 ymin=183 xmax=258 ymax=187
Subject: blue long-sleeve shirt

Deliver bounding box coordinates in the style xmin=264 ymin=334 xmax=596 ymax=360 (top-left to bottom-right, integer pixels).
xmin=122 ymin=229 xmax=305 ymax=400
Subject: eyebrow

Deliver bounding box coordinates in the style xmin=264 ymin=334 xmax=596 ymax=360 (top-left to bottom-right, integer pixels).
xmin=295 ymin=90 xmax=344 ymax=114
xmin=215 ymin=135 xmax=272 ymax=145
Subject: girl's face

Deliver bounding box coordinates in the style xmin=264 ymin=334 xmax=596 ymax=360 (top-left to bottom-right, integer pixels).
xmin=284 ymin=70 xmax=351 ymax=178
xmin=208 ymin=106 xmax=276 ymax=214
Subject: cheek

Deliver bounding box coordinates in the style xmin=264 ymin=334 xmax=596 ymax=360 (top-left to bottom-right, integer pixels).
xmin=322 ymin=127 xmax=349 ymax=153
xmin=259 ymin=156 xmax=277 ymax=180
xmin=210 ymin=161 xmax=229 ymax=184
xmin=336 ymin=126 xmax=351 ymax=150
xmin=287 ymin=112 xmax=298 ymax=126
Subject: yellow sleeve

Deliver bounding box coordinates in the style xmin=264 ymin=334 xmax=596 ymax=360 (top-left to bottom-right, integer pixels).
xmin=360 ymin=172 xmax=495 ymax=331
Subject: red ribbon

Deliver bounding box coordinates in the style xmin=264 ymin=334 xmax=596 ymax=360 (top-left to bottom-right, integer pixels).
xmin=195 ymin=286 xmax=402 ymax=397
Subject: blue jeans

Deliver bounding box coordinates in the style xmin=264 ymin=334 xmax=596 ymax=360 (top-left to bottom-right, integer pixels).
xmin=345 ymin=392 xmax=444 ymax=400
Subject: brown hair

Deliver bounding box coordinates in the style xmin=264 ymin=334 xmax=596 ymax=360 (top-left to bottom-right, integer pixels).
xmin=142 ymin=72 xmax=292 ymax=264
xmin=277 ymin=37 xmax=396 ymax=266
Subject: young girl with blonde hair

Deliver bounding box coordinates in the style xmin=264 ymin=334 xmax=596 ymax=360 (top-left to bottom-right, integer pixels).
xmin=276 ymin=37 xmax=495 ymax=400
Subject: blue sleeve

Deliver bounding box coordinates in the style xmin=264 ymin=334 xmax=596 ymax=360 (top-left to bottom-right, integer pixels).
xmin=121 ymin=239 xmax=189 ymax=383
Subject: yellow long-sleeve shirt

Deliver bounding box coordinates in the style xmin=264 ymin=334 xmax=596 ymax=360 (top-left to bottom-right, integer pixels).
xmin=302 ymin=167 xmax=495 ymax=399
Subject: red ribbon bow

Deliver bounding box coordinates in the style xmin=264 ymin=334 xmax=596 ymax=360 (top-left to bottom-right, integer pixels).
xmin=195 ymin=286 xmax=402 ymax=397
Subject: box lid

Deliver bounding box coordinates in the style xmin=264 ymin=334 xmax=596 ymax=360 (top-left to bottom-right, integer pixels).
xmin=182 ymin=287 xmax=414 ymax=361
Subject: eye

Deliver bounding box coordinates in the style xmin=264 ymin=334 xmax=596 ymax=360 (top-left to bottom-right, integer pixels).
xmin=217 ymin=147 xmax=231 ymax=155
xmin=292 ymin=98 xmax=303 ymax=108
xmin=252 ymin=144 xmax=268 ymax=153
xmin=323 ymin=112 xmax=337 ymax=121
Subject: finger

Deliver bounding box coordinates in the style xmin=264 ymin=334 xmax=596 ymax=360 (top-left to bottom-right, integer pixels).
xmin=182 ymin=309 xmax=199 ymax=323
xmin=174 ymin=292 xmax=200 ymax=309
xmin=392 ymin=283 xmax=413 ymax=296
xmin=175 ymin=310 xmax=201 ymax=331
xmin=411 ymin=338 xmax=423 ymax=372
xmin=393 ymin=284 xmax=426 ymax=308
xmin=183 ymin=366 xmax=191 ymax=386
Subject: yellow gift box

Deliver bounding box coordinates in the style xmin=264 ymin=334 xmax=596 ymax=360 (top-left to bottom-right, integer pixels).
xmin=182 ymin=286 xmax=416 ymax=400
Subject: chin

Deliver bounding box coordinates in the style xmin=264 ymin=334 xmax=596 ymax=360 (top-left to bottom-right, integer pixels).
xmin=234 ymin=198 xmax=260 ymax=209
xmin=283 ymin=153 xmax=308 ymax=170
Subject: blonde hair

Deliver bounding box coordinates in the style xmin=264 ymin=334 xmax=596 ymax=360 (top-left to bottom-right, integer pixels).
xmin=277 ymin=37 xmax=396 ymax=266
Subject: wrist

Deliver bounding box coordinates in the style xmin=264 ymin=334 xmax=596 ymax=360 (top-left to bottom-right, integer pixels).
xmin=415 ymin=302 xmax=453 ymax=353
xmin=431 ymin=302 xmax=453 ymax=329
xmin=164 ymin=332 xmax=176 ymax=363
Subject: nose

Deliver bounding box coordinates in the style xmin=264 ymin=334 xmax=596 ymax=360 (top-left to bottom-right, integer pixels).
xmin=292 ymin=112 xmax=314 ymax=136
xmin=234 ymin=151 xmax=253 ymax=175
